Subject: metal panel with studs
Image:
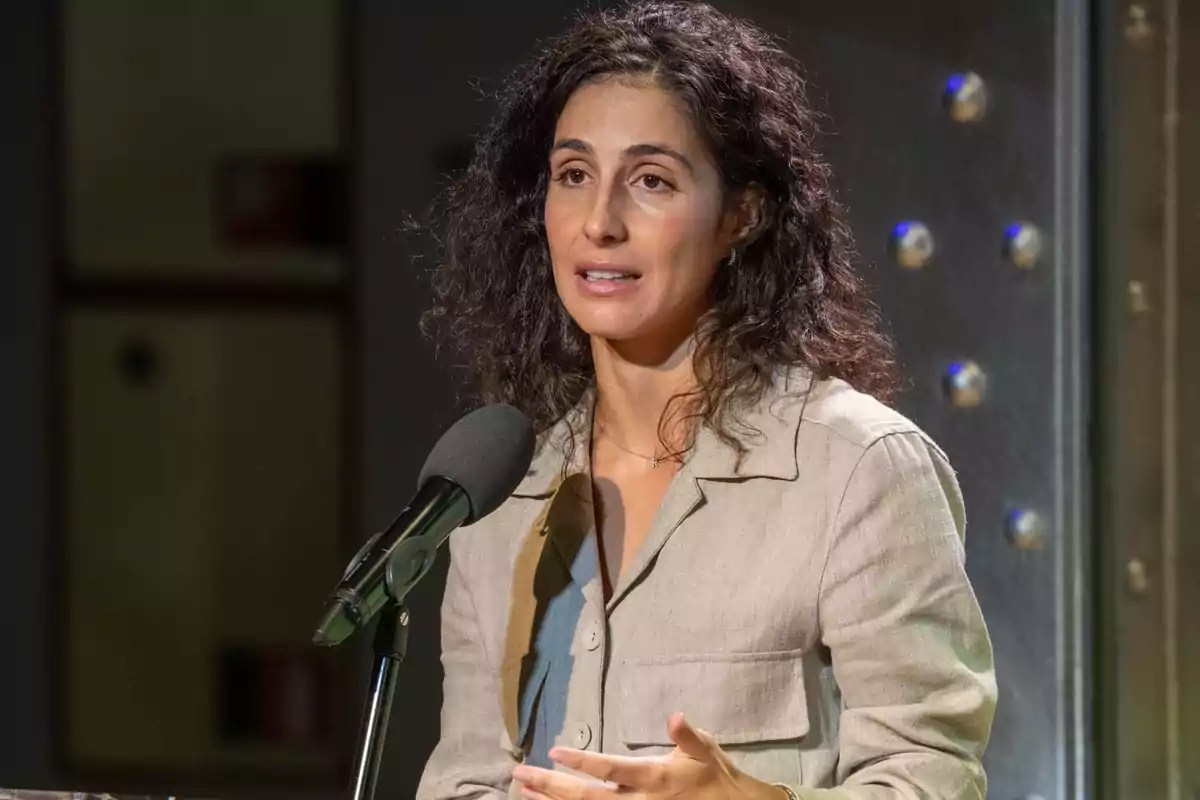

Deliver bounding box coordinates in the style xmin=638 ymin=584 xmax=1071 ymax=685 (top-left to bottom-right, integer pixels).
xmin=736 ymin=2 xmax=1091 ymax=798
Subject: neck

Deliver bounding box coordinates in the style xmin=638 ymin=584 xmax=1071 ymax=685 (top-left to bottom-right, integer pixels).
xmin=590 ymin=331 xmax=699 ymax=457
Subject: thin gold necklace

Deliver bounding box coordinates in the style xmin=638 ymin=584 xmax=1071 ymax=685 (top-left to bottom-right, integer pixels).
xmin=604 ymin=435 xmax=666 ymax=468
xmin=594 ymin=421 xmax=672 ymax=468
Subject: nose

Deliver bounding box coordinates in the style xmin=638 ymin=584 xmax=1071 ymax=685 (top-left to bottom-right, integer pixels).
xmin=583 ymin=180 xmax=628 ymax=245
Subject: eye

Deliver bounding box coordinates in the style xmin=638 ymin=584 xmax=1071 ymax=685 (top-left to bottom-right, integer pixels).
xmin=636 ymin=173 xmax=675 ymax=192
xmin=555 ymin=167 xmax=590 ymax=186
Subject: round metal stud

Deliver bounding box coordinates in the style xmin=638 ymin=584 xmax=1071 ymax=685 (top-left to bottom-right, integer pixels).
xmin=890 ymin=221 xmax=935 ymax=269
xmin=944 ymin=72 xmax=988 ymax=123
xmin=1125 ymin=4 xmax=1153 ymax=44
xmin=1004 ymin=222 xmax=1044 ymax=269
xmin=944 ymin=361 xmax=987 ymax=408
xmin=1128 ymin=280 xmax=1152 ymax=314
xmin=1126 ymin=558 xmax=1150 ymax=595
xmin=1006 ymin=509 xmax=1046 ymax=550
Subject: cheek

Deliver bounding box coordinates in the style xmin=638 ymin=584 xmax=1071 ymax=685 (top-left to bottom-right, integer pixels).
xmin=544 ymin=192 xmax=585 ymax=251
xmin=543 ymin=204 xmax=567 ymax=253
xmin=647 ymin=203 xmax=721 ymax=277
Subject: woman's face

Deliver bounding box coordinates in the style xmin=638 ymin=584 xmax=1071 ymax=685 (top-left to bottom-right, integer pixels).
xmin=544 ymin=78 xmax=748 ymax=352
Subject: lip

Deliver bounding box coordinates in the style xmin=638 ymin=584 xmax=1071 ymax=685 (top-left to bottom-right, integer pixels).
xmin=572 ymin=263 xmax=642 ymax=297
xmin=573 ymin=262 xmax=643 ymax=278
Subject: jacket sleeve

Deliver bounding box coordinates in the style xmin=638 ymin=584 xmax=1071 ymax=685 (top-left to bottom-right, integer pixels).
xmin=416 ymin=534 xmax=516 ymax=800
xmin=794 ymin=431 xmax=997 ymax=800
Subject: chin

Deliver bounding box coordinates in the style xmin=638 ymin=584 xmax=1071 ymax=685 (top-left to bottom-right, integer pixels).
xmin=558 ymin=288 xmax=700 ymax=347
xmin=570 ymin=312 xmax=650 ymax=342
xmin=568 ymin=306 xmax=698 ymax=356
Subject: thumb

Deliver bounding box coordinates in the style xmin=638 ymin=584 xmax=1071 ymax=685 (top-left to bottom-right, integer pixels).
xmin=667 ymin=712 xmax=717 ymax=761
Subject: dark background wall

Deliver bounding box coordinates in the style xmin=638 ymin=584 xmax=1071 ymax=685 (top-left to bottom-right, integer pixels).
xmin=0 ymin=0 xmax=54 ymax=789
xmin=0 ymin=1 xmax=1192 ymax=800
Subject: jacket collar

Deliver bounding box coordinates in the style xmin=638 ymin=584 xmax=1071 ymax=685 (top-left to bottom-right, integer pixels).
xmin=511 ymin=367 xmax=813 ymax=498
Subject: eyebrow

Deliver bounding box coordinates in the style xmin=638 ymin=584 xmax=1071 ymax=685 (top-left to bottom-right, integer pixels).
xmin=550 ymin=138 xmax=694 ymax=174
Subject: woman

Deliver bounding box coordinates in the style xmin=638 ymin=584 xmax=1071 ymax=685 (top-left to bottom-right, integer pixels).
xmin=417 ymin=2 xmax=996 ymax=798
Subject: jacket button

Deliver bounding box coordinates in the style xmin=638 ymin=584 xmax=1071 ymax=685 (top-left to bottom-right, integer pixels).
xmin=584 ymin=622 xmax=601 ymax=651
xmin=573 ymin=723 xmax=593 ymax=749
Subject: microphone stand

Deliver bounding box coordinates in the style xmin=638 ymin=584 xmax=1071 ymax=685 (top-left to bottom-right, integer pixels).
xmin=348 ymin=600 xmax=409 ymax=800
xmin=347 ymin=531 xmax=443 ymax=800
xmin=333 ymin=485 xmax=470 ymax=800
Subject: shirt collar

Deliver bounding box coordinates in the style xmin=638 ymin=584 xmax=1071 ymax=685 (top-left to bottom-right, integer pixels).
xmin=510 ymin=366 xmax=814 ymax=498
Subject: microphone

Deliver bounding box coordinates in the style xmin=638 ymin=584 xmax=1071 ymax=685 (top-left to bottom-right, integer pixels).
xmin=312 ymin=404 xmax=535 ymax=647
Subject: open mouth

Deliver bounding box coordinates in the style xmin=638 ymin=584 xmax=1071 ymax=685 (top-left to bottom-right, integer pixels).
xmin=576 ymin=263 xmax=642 ymax=282
xmin=582 ymin=269 xmax=639 ymax=282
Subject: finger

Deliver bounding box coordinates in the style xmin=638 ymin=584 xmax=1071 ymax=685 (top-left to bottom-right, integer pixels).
xmin=549 ymin=747 xmax=670 ymax=791
xmin=667 ymin=712 xmax=717 ymax=761
xmin=512 ymin=762 xmax=615 ymax=800
xmin=519 ymin=786 xmax=556 ymax=800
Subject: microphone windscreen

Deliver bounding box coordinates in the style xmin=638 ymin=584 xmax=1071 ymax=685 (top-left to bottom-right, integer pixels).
xmin=418 ymin=404 xmax=536 ymax=523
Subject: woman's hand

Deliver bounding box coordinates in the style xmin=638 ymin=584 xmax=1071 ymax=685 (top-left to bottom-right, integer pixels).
xmin=511 ymin=712 xmax=789 ymax=800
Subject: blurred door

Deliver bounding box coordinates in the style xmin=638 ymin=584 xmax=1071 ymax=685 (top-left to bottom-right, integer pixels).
xmin=56 ymin=0 xmax=352 ymax=792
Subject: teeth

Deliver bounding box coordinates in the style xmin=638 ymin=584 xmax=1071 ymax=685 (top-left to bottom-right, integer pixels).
xmin=585 ymin=270 xmax=634 ymax=281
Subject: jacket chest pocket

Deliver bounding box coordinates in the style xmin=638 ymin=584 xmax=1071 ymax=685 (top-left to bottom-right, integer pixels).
xmin=612 ymin=647 xmax=810 ymax=771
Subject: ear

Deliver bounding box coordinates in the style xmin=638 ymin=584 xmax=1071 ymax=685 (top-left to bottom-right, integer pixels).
xmin=724 ymin=184 xmax=767 ymax=247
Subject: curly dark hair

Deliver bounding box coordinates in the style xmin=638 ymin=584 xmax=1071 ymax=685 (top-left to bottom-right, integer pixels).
xmin=424 ymin=0 xmax=898 ymax=457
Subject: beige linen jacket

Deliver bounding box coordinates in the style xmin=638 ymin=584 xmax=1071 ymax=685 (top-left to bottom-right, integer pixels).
xmin=416 ymin=370 xmax=997 ymax=799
